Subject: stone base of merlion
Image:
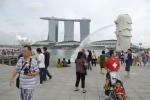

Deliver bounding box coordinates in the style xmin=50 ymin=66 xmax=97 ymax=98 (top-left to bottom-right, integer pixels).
xmin=115 ymin=14 xmax=132 ymax=51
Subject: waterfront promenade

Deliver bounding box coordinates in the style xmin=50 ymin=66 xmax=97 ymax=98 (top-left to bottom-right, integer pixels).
xmin=0 ymin=64 xmax=150 ymax=100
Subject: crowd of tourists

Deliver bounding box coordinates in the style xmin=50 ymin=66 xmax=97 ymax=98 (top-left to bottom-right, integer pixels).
xmin=9 ymin=44 xmax=150 ymax=100
xmin=74 ymin=48 xmax=149 ymax=100
xmin=118 ymin=49 xmax=150 ymax=67
xmin=0 ymin=48 xmax=21 ymax=56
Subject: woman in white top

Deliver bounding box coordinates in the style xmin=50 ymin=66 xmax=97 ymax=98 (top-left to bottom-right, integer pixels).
xmin=36 ymin=48 xmax=46 ymax=84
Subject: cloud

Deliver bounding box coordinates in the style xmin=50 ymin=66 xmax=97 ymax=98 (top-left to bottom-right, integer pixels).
xmin=0 ymin=0 xmax=16 ymax=10
xmin=27 ymin=1 xmax=44 ymax=12
xmin=0 ymin=30 xmax=17 ymax=45
xmin=0 ymin=0 xmax=150 ymax=47
xmin=0 ymin=0 xmax=6 ymax=9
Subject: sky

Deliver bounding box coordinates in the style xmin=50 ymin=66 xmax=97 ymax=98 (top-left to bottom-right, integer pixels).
xmin=0 ymin=0 xmax=150 ymax=47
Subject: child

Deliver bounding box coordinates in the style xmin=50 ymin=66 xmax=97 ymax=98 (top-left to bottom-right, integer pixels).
xmin=56 ymin=58 xmax=62 ymax=68
xmin=114 ymin=80 xmax=127 ymax=100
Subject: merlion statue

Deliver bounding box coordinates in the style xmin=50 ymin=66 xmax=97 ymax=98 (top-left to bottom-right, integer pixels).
xmin=115 ymin=14 xmax=132 ymax=51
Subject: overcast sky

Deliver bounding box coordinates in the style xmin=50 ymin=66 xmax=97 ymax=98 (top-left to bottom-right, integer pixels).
xmin=0 ymin=0 xmax=150 ymax=47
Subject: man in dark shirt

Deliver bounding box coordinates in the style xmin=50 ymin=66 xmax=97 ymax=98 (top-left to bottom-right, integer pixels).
xmin=125 ymin=49 xmax=132 ymax=78
xmin=43 ymin=47 xmax=52 ymax=80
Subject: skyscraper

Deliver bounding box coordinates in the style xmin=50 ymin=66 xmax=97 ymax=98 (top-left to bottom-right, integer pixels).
xmin=48 ymin=20 xmax=59 ymax=42
xmin=41 ymin=17 xmax=91 ymax=43
xmin=80 ymin=19 xmax=90 ymax=41
xmin=64 ymin=21 xmax=74 ymax=41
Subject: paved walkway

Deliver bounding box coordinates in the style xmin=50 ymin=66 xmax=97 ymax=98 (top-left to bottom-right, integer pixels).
xmin=0 ymin=64 xmax=150 ymax=100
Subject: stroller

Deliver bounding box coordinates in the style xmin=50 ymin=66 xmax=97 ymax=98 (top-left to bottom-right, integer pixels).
xmin=104 ymin=72 xmax=126 ymax=100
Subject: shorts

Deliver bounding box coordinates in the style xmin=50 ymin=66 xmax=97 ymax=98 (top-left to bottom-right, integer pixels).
xmin=100 ymin=62 xmax=104 ymax=68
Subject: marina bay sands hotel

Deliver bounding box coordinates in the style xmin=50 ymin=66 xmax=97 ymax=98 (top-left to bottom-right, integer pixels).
xmin=40 ymin=17 xmax=91 ymax=42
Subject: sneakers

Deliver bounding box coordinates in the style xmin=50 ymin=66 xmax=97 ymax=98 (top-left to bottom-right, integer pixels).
xmin=82 ymin=89 xmax=87 ymax=93
xmin=74 ymin=87 xmax=79 ymax=91
xmin=82 ymin=90 xmax=87 ymax=93
xmin=74 ymin=87 xmax=86 ymax=93
xmin=49 ymin=75 xmax=52 ymax=79
xmin=37 ymin=83 xmax=43 ymax=86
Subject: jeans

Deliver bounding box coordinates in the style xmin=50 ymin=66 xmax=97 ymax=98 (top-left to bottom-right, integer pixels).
xmin=45 ymin=67 xmax=52 ymax=79
xmin=21 ymin=88 xmax=34 ymax=100
xmin=87 ymin=61 xmax=92 ymax=70
xmin=39 ymin=68 xmax=46 ymax=84
xmin=92 ymin=59 xmax=96 ymax=66
xmin=75 ymin=72 xmax=85 ymax=88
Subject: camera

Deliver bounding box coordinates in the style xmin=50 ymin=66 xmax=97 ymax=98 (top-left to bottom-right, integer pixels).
xmin=24 ymin=67 xmax=31 ymax=75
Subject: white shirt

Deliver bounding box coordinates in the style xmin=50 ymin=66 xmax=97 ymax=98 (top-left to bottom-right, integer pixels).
xmin=92 ymin=53 xmax=96 ymax=59
xmin=38 ymin=53 xmax=45 ymax=68
xmin=110 ymin=72 xmax=121 ymax=85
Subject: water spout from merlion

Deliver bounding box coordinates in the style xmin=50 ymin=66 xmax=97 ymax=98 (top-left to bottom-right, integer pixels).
xmin=70 ymin=24 xmax=114 ymax=62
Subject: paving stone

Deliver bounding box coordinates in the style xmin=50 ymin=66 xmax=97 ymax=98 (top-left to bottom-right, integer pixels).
xmin=0 ymin=64 xmax=150 ymax=100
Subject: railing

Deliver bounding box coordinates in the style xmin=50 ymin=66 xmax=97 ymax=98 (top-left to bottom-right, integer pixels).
xmin=0 ymin=55 xmax=18 ymax=66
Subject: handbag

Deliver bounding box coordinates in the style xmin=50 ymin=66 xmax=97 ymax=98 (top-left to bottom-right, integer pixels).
xmin=16 ymin=62 xmax=27 ymax=89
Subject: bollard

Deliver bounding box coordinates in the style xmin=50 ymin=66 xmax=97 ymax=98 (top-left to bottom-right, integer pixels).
xmin=9 ymin=58 xmax=11 ymax=66
xmin=0 ymin=57 xmax=2 ymax=64
xmin=2 ymin=59 xmax=4 ymax=64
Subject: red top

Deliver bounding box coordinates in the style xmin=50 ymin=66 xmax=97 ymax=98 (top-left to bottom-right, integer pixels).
xmin=105 ymin=57 xmax=120 ymax=72
xmin=114 ymin=86 xmax=125 ymax=95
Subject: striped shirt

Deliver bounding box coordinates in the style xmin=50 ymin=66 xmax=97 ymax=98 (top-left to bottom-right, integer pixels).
xmin=16 ymin=57 xmax=39 ymax=89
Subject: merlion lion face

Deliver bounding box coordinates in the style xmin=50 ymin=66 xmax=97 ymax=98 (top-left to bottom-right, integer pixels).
xmin=117 ymin=14 xmax=132 ymax=30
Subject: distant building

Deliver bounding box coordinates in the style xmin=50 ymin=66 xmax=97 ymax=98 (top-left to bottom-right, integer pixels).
xmin=87 ymin=39 xmax=138 ymax=50
xmin=48 ymin=20 xmax=59 ymax=42
xmin=87 ymin=40 xmax=116 ymax=49
xmin=80 ymin=19 xmax=90 ymax=41
xmin=32 ymin=40 xmax=80 ymax=49
xmin=40 ymin=17 xmax=91 ymax=42
xmin=33 ymin=39 xmax=138 ymax=50
xmin=64 ymin=21 xmax=74 ymax=41
xmin=32 ymin=40 xmax=55 ymax=47
xmin=55 ymin=41 xmax=80 ymax=49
